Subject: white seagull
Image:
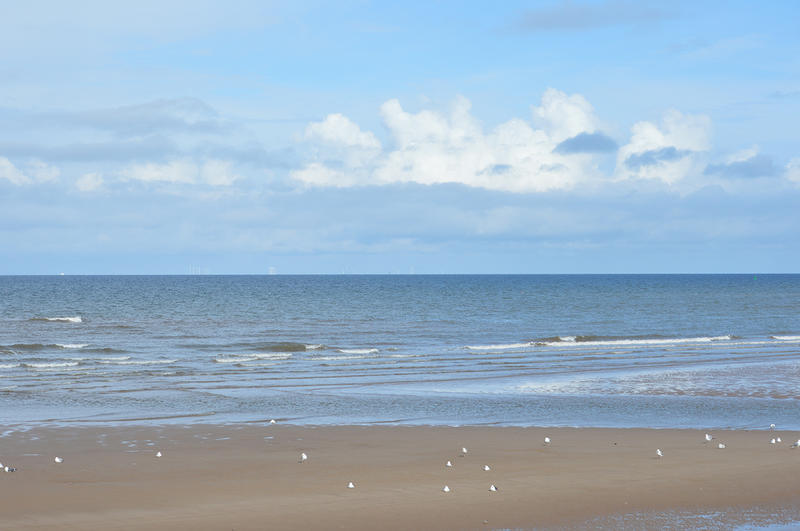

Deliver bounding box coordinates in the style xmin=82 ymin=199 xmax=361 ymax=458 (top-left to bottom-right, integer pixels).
xmin=54 ymin=456 xmax=63 ymax=463
xmin=770 ymin=438 xmax=777 ymax=445
xmin=442 ymin=485 xmax=451 ymax=493
xmin=269 ymin=419 xmax=277 ymax=425
xmin=718 ymin=443 xmax=726 ymax=449
xmin=791 ymin=439 xmax=800 ymax=448
xmin=483 ymin=465 xmax=491 ymax=471
xmin=446 ymin=460 xmax=453 ymax=468
xmin=544 ymin=436 xmax=551 ymax=445
xmin=460 ymin=447 xmax=468 ymax=456
xmin=704 ymin=433 xmax=713 ymax=442
xmin=777 ymin=437 xmax=782 ymax=443
xmin=156 ymin=451 xmax=162 ymax=458
xmin=489 ymin=484 xmax=498 ymax=492
xmin=656 ymin=449 xmax=663 ymax=458
xmin=770 ymin=423 xmax=776 ymax=430
xmin=347 ymin=481 xmax=355 ymax=489
xmin=299 ymin=452 xmax=308 ymax=463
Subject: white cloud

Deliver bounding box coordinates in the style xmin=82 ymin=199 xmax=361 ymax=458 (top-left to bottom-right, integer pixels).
xmin=120 ymin=159 xmax=240 ymax=186
xmin=27 ymin=160 xmax=60 ymax=182
xmin=304 ymin=113 xmax=381 ymax=149
xmin=76 ymin=172 xmax=104 ymax=191
xmin=786 ymin=158 xmax=800 ymax=185
xmin=292 ymin=89 xmax=606 ymax=193
xmin=615 ymin=110 xmax=711 ymax=184
xmin=0 ymin=157 xmax=30 ymax=185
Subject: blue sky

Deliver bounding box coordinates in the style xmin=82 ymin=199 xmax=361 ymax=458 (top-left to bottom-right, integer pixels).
xmin=1 ymin=0 xmax=798 ymax=273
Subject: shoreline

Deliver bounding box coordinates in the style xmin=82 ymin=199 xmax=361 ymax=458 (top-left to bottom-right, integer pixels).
xmin=2 ymin=424 xmax=800 ymax=529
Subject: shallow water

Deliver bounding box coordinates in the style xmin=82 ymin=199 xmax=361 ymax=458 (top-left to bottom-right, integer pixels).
xmin=1 ymin=274 xmax=799 ymax=427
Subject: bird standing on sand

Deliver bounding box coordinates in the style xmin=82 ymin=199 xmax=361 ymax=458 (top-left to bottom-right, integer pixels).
xmin=777 ymin=437 xmax=782 ymax=443
xmin=299 ymin=452 xmax=308 ymax=463
xmin=54 ymin=456 xmax=63 ymax=463
xmin=460 ymin=447 xmax=468 ymax=457
xmin=483 ymin=465 xmax=491 ymax=471
xmin=442 ymin=485 xmax=451 ymax=493
xmin=791 ymin=439 xmax=800 ymax=448
xmin=704 ymin=433 xmax=713 ymax=443
xmin=269 ymin=419 xmax=277 ymax=425
xmin=656 ymin=449 xmax=663 ymax=458
xmin=445 ymin=460 xmax=452 ymax=468
xmin=771 ymin=438 xmax=777 ymax=445
xmin=156 ymin=451 xmax=162 ymax=457
xmin=347 ymin=481 xmax=355 ymax=489
xmin=544 ymin=436 xmax=551 ymax=445
xmin=489 ymin=485 xmax=498 ymax=492
xmin=718 ymin=443 xmax=726 ymax=449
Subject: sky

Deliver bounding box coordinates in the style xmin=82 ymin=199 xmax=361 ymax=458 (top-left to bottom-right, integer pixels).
xmin=1 ymin=0 xmax=799 ymax=274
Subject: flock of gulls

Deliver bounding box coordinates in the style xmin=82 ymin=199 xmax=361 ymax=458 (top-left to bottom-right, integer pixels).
xmin=2 ymin=421 xmax=798 ymax=495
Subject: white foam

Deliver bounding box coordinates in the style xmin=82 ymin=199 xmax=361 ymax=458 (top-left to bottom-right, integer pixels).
xmin=71 ymin=355 xmax=131 ymax=362
xmin=315 ymin=355 xmax=368 ymax=361
xmin=25 ymin=361 xmax=79 ymax=368
xmin=56 ymin=343 xmax=89 ymax=349
xmin=338 ymin=348 xmax=379 ymax=354
xmin=44 ymin=316 xmax=82 ymax=323
xmin=105 ymin=359 xmax=176 ymax=365
xmin=215 ymin=356 xmax=257 ymax=363
xmin=772 ymin=335 xmax=800 ymax=341
xmin=541 ymin=335 xmax=732 ymax=347
xmin=252 ymin=353 xmax=293 ymax=360
xmin=0 ymin=363 xmax=20 ymax=369
xmin=559 ymin=336 xmax=577 ymax=342
xmin=305 ymin=344 xmax=324 ymax=350
xmin=465 ymin=342 xmax=532 ymax=351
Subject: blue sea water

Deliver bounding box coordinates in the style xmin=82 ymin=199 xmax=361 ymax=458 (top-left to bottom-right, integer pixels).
xmin=1 ymin=274 xmax=799 ymax=428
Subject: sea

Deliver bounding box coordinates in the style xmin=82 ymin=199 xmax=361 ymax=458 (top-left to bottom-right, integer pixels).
xmin=1 ymin=274 xmax=799 ymax=429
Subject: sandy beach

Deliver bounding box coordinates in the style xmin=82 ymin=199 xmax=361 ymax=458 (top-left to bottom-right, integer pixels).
xmin=1 ymin=424 xmax=799 ymax=529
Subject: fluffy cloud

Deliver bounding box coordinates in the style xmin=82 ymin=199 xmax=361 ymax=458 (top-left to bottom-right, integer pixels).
xmin=120 ymin=159 xmax=240 ymax=186
xmin=786 ymin=158 xmax=800 ymax=185
xmin=76 ymin=172 xmax=104 ymax=192
xmin=0 ymin=157 xmax=60 ymax=185
xmin=615 ymin=110 xmax=711 ymax=184
xmin=0 ymin=157 xmax=30 ymax=185
xmin=292 ymin=89 xmax=610 ymax=193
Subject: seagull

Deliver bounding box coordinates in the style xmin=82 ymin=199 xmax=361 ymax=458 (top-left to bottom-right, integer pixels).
xmin=156 ymin=451 xmax=162 ymax=458
xmin=269 ymin=419 xmax=277 ymax=425
xmin=460 ymin=447 xmax=468 ymax=456
xmin=718 ymin=443 xmax=726 ymax=449
xmin=777 ymin=437 xmax=782 ymax=443
xmin=770 ymin=423 xmax=776 ymax=430
xmin=445 ymin=460 xmax=452 ymax=468
xmin=54 ymin=456 xmax=63 ymax=463
xmin=489 ymin=484 xmax=497 ymax=492
xmin=656 ymin=449 xmax=663 ymax=458
xmin=704 ymin=433 xmax=713 ymax=443
xmin=483 ymin=465 xmax=491 ymax=471
xmin=299 ymin=452 xmax=308 ymax=463
xmin=4 ymin=466 xmax=16 ymax=472
xmin=442 ymin=485 xmax=450 ymax=493
xmin=771 ymin=438 xmax=777 ymax=445
xmin=347 ymin=481 xmax=355 ymax=489
xmin=791 ymin=439 xmax=800 ymax=448
xmin=544 ymin=436 xmax=551 ymax=445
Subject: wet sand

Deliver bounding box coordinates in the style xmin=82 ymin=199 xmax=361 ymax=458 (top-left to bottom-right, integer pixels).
xmin=1 ymin=424 xmax=799 ymax=530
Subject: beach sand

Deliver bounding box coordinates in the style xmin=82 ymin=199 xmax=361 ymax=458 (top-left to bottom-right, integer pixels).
xmin=1 ymin=424 xmax=799 ymax=530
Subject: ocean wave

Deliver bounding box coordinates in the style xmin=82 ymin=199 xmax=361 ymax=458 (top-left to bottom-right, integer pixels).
xmin=465 ymin=342 xmax=532 ymax=351
xmin=30 ymin=316 xmax=83 ymax=323
xmin=70 ymin=355 xmax=131 ymax=362
xmin=337 ymin=348 xmax=379 ymax=354
xmin=0 ymin=363 xmax=20 ymax=369
xmin=315 ymin=355 xmax=368 ymax=361
xmin=772 ymin=335 xmax=800 ymax=341
xmin=99 ymin=359 xmax=176 ymax=366
xmin=24 ymin=361 xmax=79 ymax=369
xmin=56 ymin=343 xmax=89 ymax=349
xmin=536 ymin=335 xmax=733 ymax=347
xmin=305 ymin=344 xmax=324 ymax=350
xmin=215 ymin=352 xmax=293 ymax=363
